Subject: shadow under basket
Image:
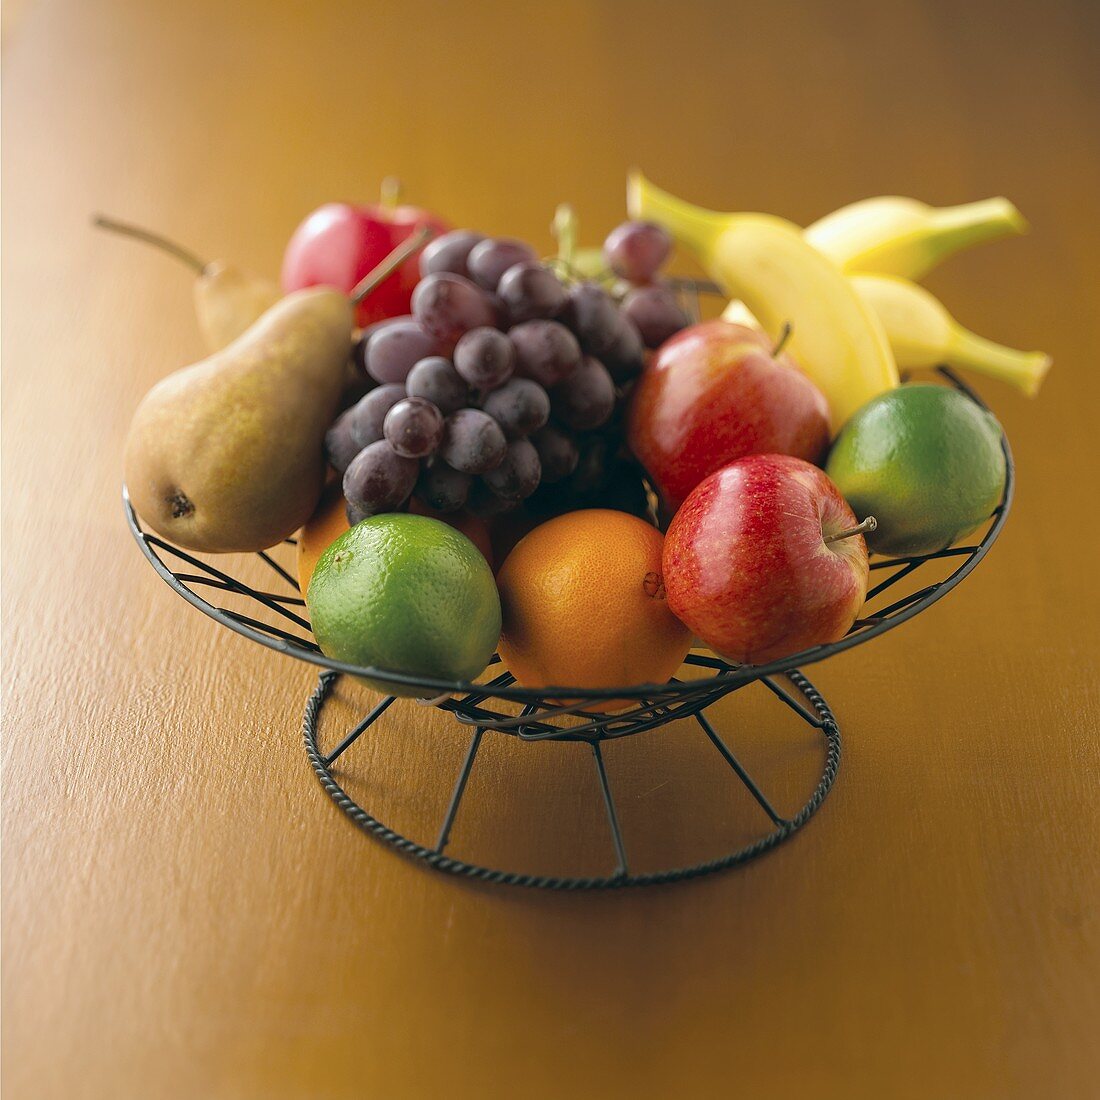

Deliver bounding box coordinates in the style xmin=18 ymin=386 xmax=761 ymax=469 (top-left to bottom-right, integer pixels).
xmin=125 ymin=366 xmax=1013 ymax=889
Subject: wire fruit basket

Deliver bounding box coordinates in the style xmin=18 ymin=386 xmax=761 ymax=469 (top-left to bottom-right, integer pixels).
xmin=125 ymin=357 xmax=1012 ymax=889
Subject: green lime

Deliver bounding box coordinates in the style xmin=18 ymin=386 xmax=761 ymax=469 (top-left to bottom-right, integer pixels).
xmin=306 ymin=513 xmax=501 ymax=697
xmin=826 ymin=384 xmax=1006 ymax=556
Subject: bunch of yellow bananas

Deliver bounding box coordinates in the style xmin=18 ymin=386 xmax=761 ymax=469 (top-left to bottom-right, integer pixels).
xmin=627 ymin=173 xmax=1051 ymax=431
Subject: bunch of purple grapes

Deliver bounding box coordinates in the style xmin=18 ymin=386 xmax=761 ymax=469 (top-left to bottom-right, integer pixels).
xmin=325 ymin=221 xmax=690 ymax=524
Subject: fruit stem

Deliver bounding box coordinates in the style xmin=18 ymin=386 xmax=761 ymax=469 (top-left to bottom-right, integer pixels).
xmin=824 ymin=516 xmax=877 ymax=544
xmin=379 ymin=176 xmax=403 ymax=210
xmin=948 ymin=326 xmax=1051 ymax=397
xmin=626 ymin=169 xmax=728 ymax=263
xmin=92 ymin=214 xmax=209 ymax=274
xmin=350 ymin=224 xmax=435 ymax=305
xmin=772 ymin=321 xmax=793 ymax=356
xmin=931 ymin=196 xmax=1029 ymax=246
xmin=552 ymin=203 xmax=578 ymax=267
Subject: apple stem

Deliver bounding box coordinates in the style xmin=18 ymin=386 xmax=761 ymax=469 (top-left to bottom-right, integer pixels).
xmin=824 ymin=515 xmax=877 ymax=544
xmin=772 ymin=321 xmax=793 ymax=357
xmin=379 ymin=176 xmax=403 ymax=210
xmin=349 ymin=224 xmax=435 ymax=305
xmin=92 ymin=214 xmax=209 ymax=275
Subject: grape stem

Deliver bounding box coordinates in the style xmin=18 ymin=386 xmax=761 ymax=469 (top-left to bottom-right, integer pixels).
xmin=772 ymin=321 xmax=793 ymax=357
xmin=380 ymin=176 xmax=403 ymax=210
xmin=92 ymin=214 xmax=209 ymax=275
xmin=824 ymin=516 xmax=877 ymax=544
xmin=349 ymin=224 xmax=435 ymax=304
xmin=552 ymin=203 xmax=578 ymax=267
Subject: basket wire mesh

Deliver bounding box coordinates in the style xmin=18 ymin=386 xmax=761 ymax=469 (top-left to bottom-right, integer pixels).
xmin=126 ymin=328 xmax=1013 ymax=887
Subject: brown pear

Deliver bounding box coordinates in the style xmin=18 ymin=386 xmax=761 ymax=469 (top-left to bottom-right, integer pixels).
xmin=94 ymin=216 xmax=280 ymax=350
xmin=125 ymin=288 xmax=354 ymax=553
xmin=193 ymin=262 xmax=282 ymax=350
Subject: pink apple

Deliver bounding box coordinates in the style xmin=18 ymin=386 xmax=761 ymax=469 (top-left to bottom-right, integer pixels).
xmin=281 ymin=196 xmax=449 ymax=327
xmin=627 ymin=320 xmax=830 ymax=511
xmin=662 ymin=454 xmax=871 ymax=665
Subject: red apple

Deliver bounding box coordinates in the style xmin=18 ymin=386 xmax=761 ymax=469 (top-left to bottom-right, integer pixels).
xmin=281 ymin=190 xmax=449 ymax=327
xmin=663 ymin=454 xmax=871 ymax=665
xmin=627 ymin=320 xmax=830 ymax=511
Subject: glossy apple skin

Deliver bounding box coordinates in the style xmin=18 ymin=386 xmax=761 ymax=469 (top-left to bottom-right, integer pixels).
xmin=663 ymin=454 xmax=869 ymax=665
xmin=281 ymin=202 xmax=450 ymax=327
xmin=627 ymin=320 xmax=830 ymax=511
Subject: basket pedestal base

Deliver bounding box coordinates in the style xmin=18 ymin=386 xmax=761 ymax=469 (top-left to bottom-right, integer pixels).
xmin=302 ymin=668 xmax=841 ymax=889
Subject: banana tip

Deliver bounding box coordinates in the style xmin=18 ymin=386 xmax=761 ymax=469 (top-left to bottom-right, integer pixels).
xmin=1025 ymin=352 xmax=1053 ymax=395
xmin=998 ymin=197 xmax=1030 ymax=236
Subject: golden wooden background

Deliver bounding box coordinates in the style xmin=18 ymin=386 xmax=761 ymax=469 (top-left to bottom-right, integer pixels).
xmin=3 ymin=1 xmax=1099 ymax=1096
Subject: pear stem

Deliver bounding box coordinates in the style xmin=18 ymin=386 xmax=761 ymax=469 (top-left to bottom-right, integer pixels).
xmin=824 ymin=516 xmax=877 ymax=544
xmin=349 ymin=224 xmax=435 ymax=305
xmin=92 ymin=214 xmax=209 ymax=274
xmin=772 ymin=321 xmax=793 ymax=356
xmin=379 ymin=176 xmax=403 ymax=210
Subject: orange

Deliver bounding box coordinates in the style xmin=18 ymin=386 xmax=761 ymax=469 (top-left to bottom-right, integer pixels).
xmin=298 ymin=481 xmax=348 ymax=595
xmin=496 ymin=509 xmax=692 ymax=711
xmin=297 ymin=482 xmax=493 ymax=596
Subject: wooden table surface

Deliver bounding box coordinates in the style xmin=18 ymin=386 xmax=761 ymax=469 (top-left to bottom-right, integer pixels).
xmin=3 ymin=1 xmax=1099 ymax=1096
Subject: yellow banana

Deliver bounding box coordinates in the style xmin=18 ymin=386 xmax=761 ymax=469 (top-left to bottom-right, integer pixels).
xmin=628 ymin=171 xmax=898 ymax=430
xmin=806 ymin=195 xmax=1027 ymax=279
xmin=723 ymin=277 xmax=1051 ymax=397
xmin=849 ymin=275 xmax=1051 ymax=395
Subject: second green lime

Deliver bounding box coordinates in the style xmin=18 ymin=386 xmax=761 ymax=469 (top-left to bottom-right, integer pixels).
xmin=306 ymin=513 xmax=501 ymax=697
xmin=826 ymin=384 xmax=1007 ymax=556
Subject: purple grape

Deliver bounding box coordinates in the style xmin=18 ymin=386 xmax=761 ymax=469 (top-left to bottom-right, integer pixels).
xmin=342 ymin=440 xmax=419 ymax=517
xmin=453 ymin=327 xmax=515 ymax=390
xmin=561 ymin=282 xmax=620 ymax=357
xmin=466 ymin=479 xmax=519 ymax=518
xmin=602 ymin=316 xmax=646 ymax=381
xmin=530 ymin=424 xmax=580 ymax=483
xmin=418 ymin=230 xmax=485 ymax=279
xmin=439 ymin=408 xmax=507 ymax=474
xmin=549 ymin=356 xmax=615 ymax=430
xmin=509 ymin=320 xmax=582 ymax=387
xmin=496 ymin=261 xmax=567 ymax=324
xmin=324 ymin=416 xmax=363 ymax=473
xmin=467 ymin=237 xmax=538 ymax=291
xmin=411 ymin=272 xmax=498 ymax=344
xmin=324 ymin=383 xmax=406 ymax=470
xmin=339 ymin=360 xmax=378 ymax=412
xmin=620 ymin=285 xmax=690 ymax=349
xmin=482 ymin=439 xmax=541 ymax=501
xmin=358 ymin=317 xmax=398 ymax=344
xmin=347 ymin=383 xmax=406 ymax=444
xmin=352 ymin=320 xmax=391 ymax=374
xmin=383 ymin=397 xmax=444 ymax=458
xmin=346 ymin=500 xmax=371 ymax=526
xmin=603 ymin=221 xmax=673 ymax=282
xmin=405 ymin=356 xmax=469 ymax=415
xmin=481 ymin=378 xmax=550 ymax=438
xmin=416 ymin=461 xmax=472 ymax=513
xmin=361 ymin=316 xmax=444 ymax=384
